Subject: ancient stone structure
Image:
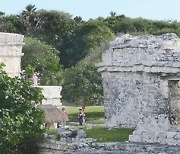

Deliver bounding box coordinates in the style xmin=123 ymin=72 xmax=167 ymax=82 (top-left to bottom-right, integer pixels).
xmin=97 ymin=33 xmax=180 ymax=145
xmin=40 ymin=86 xmax=62 ymax=106
xmin=0 ymin=32 xmax=62 ymax=107
xmin=39 ymin=138 xmax=180 ymax=153
xmin=0 ymin=32 xmax=24 ymax=77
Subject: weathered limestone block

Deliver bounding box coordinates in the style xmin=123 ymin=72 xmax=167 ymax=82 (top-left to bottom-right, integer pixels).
xmin=0 ymin=32 xmax=24 ymax=77
xmin=102 ymin=72 xmax=143 ymax=128
xmin=40 ymin=86 xmax=62 ymax=106
xmin=97 ymin=33 xmax=180 ymax=145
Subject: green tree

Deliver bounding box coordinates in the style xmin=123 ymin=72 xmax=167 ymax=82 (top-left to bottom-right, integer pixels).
xmin=0 ymin=15 xmax=26 ymax=33
xmin=62 ymin=62 xmax=103 ymax=109
xmin=25 ymin=9 xmax=76 ymax=68
xmin=22 ymin=37 xmax=63 ymax=85
xmin=104 ymin=14 xmax=126 ymax=32
xmin=0 ymin=64 xmax=45 ymax=153
xmin=111 ymin=18 xmax=136 ymax=34
xmin=19 ymin=4 xmax=38 ymax=35
xmin=34 ymin=10 xmax=74 ymax=47
xmin=60 ymin=20 xmax=114 ymax=68
xmin=132 ymin=18 xmax=152 ymax=33
xmin=22 ymin=4 xmax=37 ymax=16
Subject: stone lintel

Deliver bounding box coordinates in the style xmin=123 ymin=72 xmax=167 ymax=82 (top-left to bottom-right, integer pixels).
xmin=0 ymin=53 xmax=24 ymax=57
xmin=0 ymin=43 xmax=25 ymax=46
xmin=97 ymin=65 xmax=180 ymax=74
xmin=163 ymin=76 xmax=180 ymax=81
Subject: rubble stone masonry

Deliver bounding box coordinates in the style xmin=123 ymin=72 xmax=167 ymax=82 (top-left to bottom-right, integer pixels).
xmin=97 ymin=33 xmax=180 ymax=145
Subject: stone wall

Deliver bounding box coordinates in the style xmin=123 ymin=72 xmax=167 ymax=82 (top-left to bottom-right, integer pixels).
xmin=39 ymin=138 xmax=180 ymax=153
xmin=97 ymin=33 xmax=179 ymax=128
xmin=0 ymin=32 xmax=24 ymax=77
xmin=40 ymin=86 xmax=62 ymax=106
xmin=102 ymin=71 xmax=143 ymax=128
xmin=97 ymin=33 xmax=180 ymax=145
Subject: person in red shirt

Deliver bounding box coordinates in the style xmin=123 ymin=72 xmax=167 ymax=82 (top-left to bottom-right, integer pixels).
xmin=61 ymin=108 xmax=68 ymax=128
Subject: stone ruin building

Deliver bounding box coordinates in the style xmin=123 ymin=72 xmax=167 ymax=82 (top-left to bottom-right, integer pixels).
xmin=0 ymin=32 xmax=24 ymax=77
xmin=0 ymin=32 xmax=62 ymax=115
xmin=97 ymin=33 xmax=180 ymax=145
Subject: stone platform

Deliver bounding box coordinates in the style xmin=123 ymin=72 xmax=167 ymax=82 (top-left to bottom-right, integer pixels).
xmin=39 ymin=139 xmax=180 ymax=154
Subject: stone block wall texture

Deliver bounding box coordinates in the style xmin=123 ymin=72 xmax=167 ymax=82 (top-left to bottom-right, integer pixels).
xmin=40 ymin=86 xmax=62 ymax=106
xmin=102 ymin=71 xmax=143 ymax=128
xmin=97 ymin=33 xmax=180 ymax=145
xmin=0 ymin=32 xmax=24 ymax=77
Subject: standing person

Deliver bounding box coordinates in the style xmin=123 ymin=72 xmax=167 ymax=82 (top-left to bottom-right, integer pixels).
xmin=61 ymin=108 xmax=68 ymax=128
xmin=36 ymin=71 xmax=41 ymax=85
xmin=20 ymin=70 xmax=26 ymax=82
xmin=78 ymin=108 xmax=85 ymax=126
xmin=32 ymin=73 xmax=38 ymax=86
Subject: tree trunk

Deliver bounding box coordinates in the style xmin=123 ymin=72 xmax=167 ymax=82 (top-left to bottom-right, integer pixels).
xmin=82 ymin=103 xmax=86 ymax=111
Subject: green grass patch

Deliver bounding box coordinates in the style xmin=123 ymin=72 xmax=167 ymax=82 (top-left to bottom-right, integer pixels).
xmin=45 ymin=129 xmax=58 ymax=136
xmin=65 ymin=106 xmax=104 ymax=118
xmin=86 ymin=118 xmax=105 ymax=124
xmin=45 ymin=129 xmax=61 ymax=140
xmin=84 ymin=127 xmax=134 ymax=142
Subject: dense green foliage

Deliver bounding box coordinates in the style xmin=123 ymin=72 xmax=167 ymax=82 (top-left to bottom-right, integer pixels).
xmin=0 ymin=64 xmax=45 ymax=153
xmin=1 ymin=4 xmax=180 ymax=107
xmin=2 ymin=4 xmax=180 ymax=152
xmin=59 ymin=20 xmax=114 ymax=67
xmin=85 ymin=127 xmax=134 ymax=142
xmin=22 ymin=37 xmax=63 ymax=85
xmin=62 ymin=62 xmax=103 ymax=108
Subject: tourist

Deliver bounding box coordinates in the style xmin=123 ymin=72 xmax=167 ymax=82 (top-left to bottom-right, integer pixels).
xmin=20 ymin=70 xmax=26 ymax=82
xmin=78 ymin=108 xmax=85 ymax=126
xmin=32 ymin=73 xmax=39 ymax=86
xmin=61 ymin=107 xmax=68 ymax=128
xmin=36 ymin=71 xmax=41 ymax=85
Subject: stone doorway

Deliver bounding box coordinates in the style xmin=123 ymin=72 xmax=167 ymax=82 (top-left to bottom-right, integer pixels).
xmin=168 ymin=80 xmax=180 ymax=131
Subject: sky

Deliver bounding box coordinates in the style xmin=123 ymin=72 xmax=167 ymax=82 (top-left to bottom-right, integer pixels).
xmin=0 ymin=0 xmax=179 ymax=21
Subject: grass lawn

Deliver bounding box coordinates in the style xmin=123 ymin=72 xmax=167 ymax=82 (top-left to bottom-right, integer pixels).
xmin=65 ymin=106 xmax=104 ymax=118
xmin=86 ymin=118 xmax=105 ymax=124
xmin=84 ymin=127 xmax=134 ymax=142
xmin=45 ymin=129 xmax=61 ymax=140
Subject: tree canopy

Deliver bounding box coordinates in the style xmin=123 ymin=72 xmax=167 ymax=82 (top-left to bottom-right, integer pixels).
xmin=62 ymin=61 xmax=103 ymax=109
xmin=22 ymin=37 xmax=63 ymax=85
xmin=1 ymin=4 xmax=180 ymax=108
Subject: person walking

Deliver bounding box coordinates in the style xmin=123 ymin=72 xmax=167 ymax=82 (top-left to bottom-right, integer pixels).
xmin=61 ymin=108 xmax=68 ymax=128
xmin=78 ymin=108 xmax=85 ymax=126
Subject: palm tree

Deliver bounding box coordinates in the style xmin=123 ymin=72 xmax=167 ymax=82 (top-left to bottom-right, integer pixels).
xmin=110 ymin=11 xmax=116 ymax=17
xmin=20 ymin=4 xmax=37 ymax=35
xmin=21 ymin=4 xmax=36 ymax=18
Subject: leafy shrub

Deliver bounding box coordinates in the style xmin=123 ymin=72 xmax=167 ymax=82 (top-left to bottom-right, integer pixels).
xmin=0 ymin=64 xmax=45 ymax=153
